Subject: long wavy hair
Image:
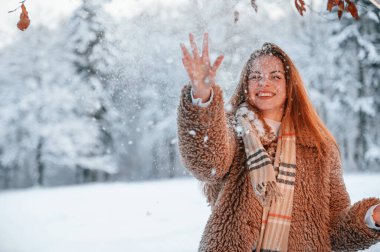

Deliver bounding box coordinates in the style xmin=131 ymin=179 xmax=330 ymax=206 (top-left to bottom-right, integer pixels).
xmin=228 ymin=42 xmax=337 ymax=157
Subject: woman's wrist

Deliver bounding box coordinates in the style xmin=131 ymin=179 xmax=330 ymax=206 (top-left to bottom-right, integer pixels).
xmin=192 ymin=86 xmax=212 ymax=103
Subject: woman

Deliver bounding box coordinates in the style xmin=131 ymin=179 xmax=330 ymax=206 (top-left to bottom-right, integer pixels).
xmin=177 ymin=33 xmax=380 ymax=252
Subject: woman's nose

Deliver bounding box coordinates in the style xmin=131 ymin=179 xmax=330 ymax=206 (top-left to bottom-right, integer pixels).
xmin=258 ymin=75 xmax=272 ymax=88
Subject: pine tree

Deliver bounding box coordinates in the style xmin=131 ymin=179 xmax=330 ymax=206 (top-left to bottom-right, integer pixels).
xmin=63 ymin=0 xmax=120 ymax=182
xmin=330 ymin=4 xmax=380 ymax=171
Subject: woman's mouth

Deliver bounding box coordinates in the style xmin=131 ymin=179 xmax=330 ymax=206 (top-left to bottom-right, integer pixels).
xmin=256 ymin=91 xmax=276 ymax=99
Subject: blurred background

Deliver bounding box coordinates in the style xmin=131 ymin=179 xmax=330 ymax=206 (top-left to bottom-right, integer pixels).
xmin=0 ymin=0 xmax=379 ymax=251
xmin=0 ymin=0 xmax=379 ymax=188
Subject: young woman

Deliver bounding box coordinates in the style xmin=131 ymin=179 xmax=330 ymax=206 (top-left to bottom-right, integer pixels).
xmin=177 ymin=33 xmax=380 ymax=252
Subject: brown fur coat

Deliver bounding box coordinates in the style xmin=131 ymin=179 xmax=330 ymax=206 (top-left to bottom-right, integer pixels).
xmin=177 ymin=84 xmax=380 ymax=252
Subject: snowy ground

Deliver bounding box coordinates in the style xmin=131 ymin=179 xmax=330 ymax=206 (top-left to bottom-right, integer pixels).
xmin=0 ymin=175 xmax=379 ymax=252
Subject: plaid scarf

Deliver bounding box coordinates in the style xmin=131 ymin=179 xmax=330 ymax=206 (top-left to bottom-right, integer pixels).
xmin=235 ymin=103 xmax=296 ymax=252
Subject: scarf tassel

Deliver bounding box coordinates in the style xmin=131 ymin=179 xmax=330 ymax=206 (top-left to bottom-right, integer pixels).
xmin=252 ymin=180 xmax=283 ymax=206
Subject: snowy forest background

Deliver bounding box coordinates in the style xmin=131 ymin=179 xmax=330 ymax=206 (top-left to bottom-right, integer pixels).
xmin=0 ymin=0 xmax=379 ymax=189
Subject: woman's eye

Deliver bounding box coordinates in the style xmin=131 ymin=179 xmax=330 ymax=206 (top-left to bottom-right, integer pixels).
xmin=251 ymin=75 xmax=261 ymax=80
xmin=272 ymin=75 xmax=281 ymax=80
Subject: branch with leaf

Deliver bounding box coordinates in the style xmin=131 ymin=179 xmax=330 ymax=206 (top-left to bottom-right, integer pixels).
xmin=8 ymin=0 xmax=30 ymax=31
xmin=251 ymin=0 xmax=380 ymax=20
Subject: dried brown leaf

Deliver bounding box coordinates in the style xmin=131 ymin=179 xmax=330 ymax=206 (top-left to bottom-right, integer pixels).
xmin=17 ymin=4 xmax=30 ymax=31
xmin=295 ymin=0 xmax=307 ymax=16
xmin=345 ymin=0 xmax=360 ymax=20
xmin=327 ymin=0 xmax=334 ymax=11
xmin=338 ymin=0 xmax=345 ymax=11
xmin=338 ymin=9 xmax=343 ymax=19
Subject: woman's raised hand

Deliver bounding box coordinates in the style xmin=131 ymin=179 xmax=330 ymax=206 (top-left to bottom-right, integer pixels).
xmin=180 ymin=33 xmax=224 ymax=102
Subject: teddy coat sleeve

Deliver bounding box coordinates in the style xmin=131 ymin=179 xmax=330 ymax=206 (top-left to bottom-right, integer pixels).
xmin=328 ymin=144 xmax=380 ymax=251
xmin=177 ymin=84 xmax=236 ymax=184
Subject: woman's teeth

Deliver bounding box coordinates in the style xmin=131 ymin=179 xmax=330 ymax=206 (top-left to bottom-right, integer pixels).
xmin=257 ymin=92 xmax=275 ymax=97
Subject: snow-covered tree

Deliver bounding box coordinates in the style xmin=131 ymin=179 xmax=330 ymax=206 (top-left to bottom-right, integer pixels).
xmin=62 ymin=0 xmax=121 ymax=181
xmin=329 ymin=4 xmax=380 ymax=171
xmin=0 ymin=26 xmax=62 ymax=188
xmin=0 ymin=8 xmax=121 ymax=187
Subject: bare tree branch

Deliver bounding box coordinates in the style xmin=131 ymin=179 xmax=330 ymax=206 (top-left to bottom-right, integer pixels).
xmin=8 ymin=0 xmax=27 ymax=13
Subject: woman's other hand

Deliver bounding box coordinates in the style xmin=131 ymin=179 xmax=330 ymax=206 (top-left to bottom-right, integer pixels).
xmin=180 ymin=32 xmax=224 ymax=103
xmin=373 ymin=205 xmax=380 ymax=227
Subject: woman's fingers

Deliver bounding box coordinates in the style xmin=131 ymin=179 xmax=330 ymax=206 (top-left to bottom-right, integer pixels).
xmin=180 ymin=43 xmax=193 ymax=63
xmin=181 ymin=33 xmax=221 ymax=87
xmin=180 ymin=43 xmax=195 ymax=80
xmin=180 ymin=42 xmax=196 ymax=82
xmin=211 ymin=55 xmax=224 ymax=74
xmin=189 ymin=33 xmax=201 ymax=62
xmin=201 ymin=33 xmax=210 ymax=65
xmin=208 ymin=55 xmax=224 ymax=85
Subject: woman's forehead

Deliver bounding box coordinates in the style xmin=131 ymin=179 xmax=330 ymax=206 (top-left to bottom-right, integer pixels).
xmin=250 ymin=55 xmax=284 ymax=72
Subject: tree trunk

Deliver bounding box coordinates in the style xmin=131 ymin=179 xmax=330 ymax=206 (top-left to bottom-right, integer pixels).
xmin=36 ymin=137 xmax=45 ymax=186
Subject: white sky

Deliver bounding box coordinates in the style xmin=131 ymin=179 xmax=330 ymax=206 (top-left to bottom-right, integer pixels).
xmin=0 ymin=0 xmax=187 ymax=48
xmin=0 ymin=0 xmax=321 ymax=49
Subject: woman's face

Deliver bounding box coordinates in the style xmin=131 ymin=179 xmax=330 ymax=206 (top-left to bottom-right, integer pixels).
xmin=247 ymin=55 xmax=287 ymax=120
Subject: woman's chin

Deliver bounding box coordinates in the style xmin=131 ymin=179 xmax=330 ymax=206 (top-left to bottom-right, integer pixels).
xmin=254 ymin=103 xmax=283 ymax=114
xmin=254 ymin=102 xmax=276 ymax=111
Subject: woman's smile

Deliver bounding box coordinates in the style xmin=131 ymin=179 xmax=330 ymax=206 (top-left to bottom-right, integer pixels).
xmin=256 ymin=91 xmax=276 ymax=99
